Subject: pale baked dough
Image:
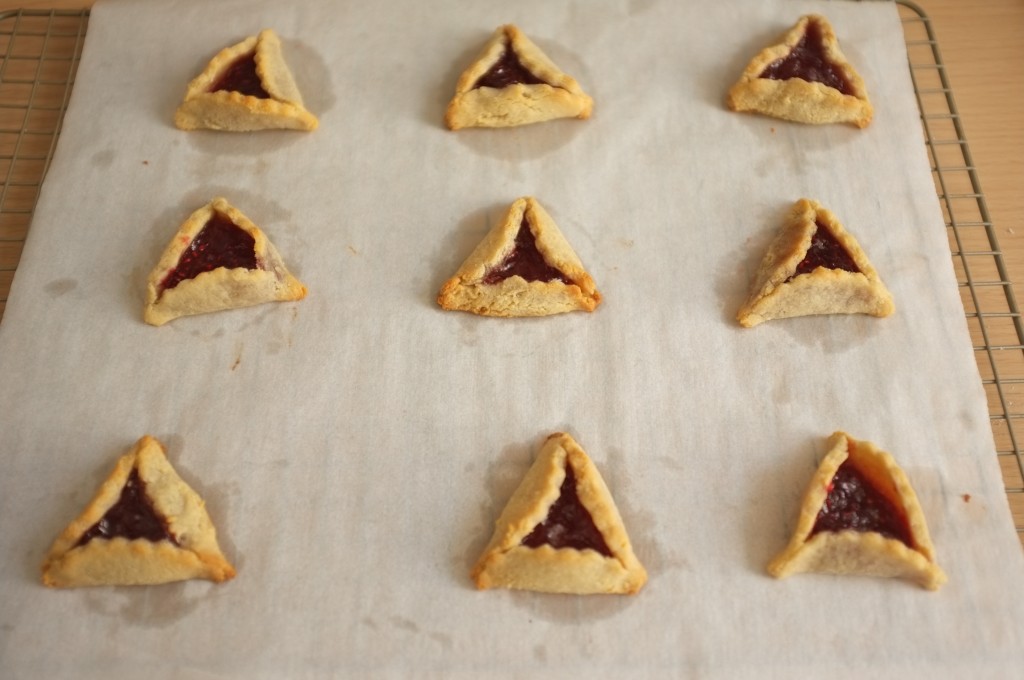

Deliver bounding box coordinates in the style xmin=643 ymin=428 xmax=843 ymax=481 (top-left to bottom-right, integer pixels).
xmin=144 ymin=197 xmax=307 ymax=326
xmin=437 ymin=197 xmax=600 ymax=317
xmin=737 ymin=198 xmax=894 ymax=327
xmin=472 ymin=432 xmax=647 ymax=595
xmin=768 ymin=432 xmax=945 ymax=590
xmin=445 ymin=24 xmax=593 ymax=130
xmin=175 ymin=29 xmax=318 ymax=131
xmin=41 ymin=435 xmax=236 ymax=587
xmin=726 ymin=14 xmax=872 ymax=128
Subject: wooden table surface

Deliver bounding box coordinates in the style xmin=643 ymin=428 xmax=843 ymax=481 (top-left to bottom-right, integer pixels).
xmin=1 ymin=0 xmax=1022 ymax=538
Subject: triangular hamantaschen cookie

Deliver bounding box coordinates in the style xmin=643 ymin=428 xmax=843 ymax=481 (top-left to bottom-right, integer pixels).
xmin=144 ymin=197 xmax=307 ymax=326
xmin=445 ymin=24 xmax=593 ymax=130
xmin=175 ymin=28 xmax=318 ymax=131
xmin=472 ymin=432 xmax=647 ymax=595
xmin=438 ymin=196 xmax=601 ymax=317
xmin=736 ymin=198 xmax=893 ymax=327
xmin=41 ymin=435 xmax=236 ymax=587
xmin=768 ymin=431 xmax=946 ymax=590
xmin=726 ymin=14 xmax=872 ymax=128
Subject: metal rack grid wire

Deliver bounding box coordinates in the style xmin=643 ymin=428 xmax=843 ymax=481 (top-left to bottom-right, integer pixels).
xmin=0 ymin=8 xmax=87 ymax=321
xmin=897 ymin=0 xmax=1024 ymax=546
xmin=0 ymin=4 xmax=1021 ymax=546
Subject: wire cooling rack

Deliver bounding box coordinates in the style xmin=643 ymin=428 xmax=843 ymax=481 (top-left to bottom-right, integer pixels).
xmin=0 ymin=9 xmax=86 ymax=321
xmin=0 ymin=4 xmax=1021 ymax=546
xmin=896 ymin=0 xmax=1024 ymax=546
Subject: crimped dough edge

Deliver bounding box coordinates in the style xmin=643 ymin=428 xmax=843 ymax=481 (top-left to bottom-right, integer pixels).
xmin=174 ymin=28 xmax=317 ymax=131
xmin=437 ymin=196 xmax=601 ymax=317
xmin=41 ymin=435 xmax=236 ymax=587
xmin=726 ymin=14 xmax=873 ymax=128
xmin=144 ymin=197 xmax=307 ymax=326
xmin=737 ymin=198 xmax=894 ymax=327
xmin=767 ymin=431 xmax=946 ymax=590
xmin=445 ymin=24 xmax=593 ymax=130
xmin=472 ymin=432 xmax=647 ymax=595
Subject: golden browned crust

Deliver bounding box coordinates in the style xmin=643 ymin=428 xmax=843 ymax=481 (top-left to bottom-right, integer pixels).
xmin=42 ymin=435 xmax=236 ymax=587
xmin=472 ymin=432 xmax=647 ymax=595
xmin=437 ymin=197 xmax=600 ymax=317
xmin=144 ymin=197 xmax=307 ymax=326
xmin=726 ymin=15 xmax=872 ymax=128
xmin=768 ymin=431 xmax=946 ymax=590
xmin=737 ymin=198 xmax=894 ymax=327
xmin=174 ymin=29 xmax=318 ymax=132
xmin=445 ymin=25 xmax=593 ymax=130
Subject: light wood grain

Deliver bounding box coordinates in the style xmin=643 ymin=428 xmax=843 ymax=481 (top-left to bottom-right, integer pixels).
xmin=900 ymin=0 xmax=1024 ymax=543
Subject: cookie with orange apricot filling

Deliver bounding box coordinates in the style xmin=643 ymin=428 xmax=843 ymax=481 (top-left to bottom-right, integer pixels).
xmin=768 ymin=431 xmax=945 ymax=590
xmin=437 ymin=197 xmax=600 ymax=317
xmin=472 ymin=432 xmax=647 ymax=595
xmin=174 ymin=29 xmax=317 ymax=131
xmin=445 ymin=24 xmax=593 ymax=130
xmin=726 ymin=15 xmax=872 ymax=127
xmin=41 ymin=435 xmax=235 ymax=587
xmin=737 ymin=198 xmax=893 ymax=327
xmin=144 ymin=197 xmax=306 ymax=326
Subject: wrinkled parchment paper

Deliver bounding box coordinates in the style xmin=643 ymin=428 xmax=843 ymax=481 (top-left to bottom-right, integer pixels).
xmin=1 ymin=0 xmax=1022 ymax=677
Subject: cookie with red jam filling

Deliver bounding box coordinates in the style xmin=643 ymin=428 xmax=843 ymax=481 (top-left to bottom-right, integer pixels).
xmin=41 ymin=435 xmax=235 ymax=587
xmin=768 ymin=431 xmax=946 ymax=590
xmin=438 ymin=196 xmax=601 ymax=317
xmin=445 ymin=25 xmax=593 ymax=130
xmin=737 ymin=198 xmax=893 ymax=327
xmin=144 ymin=197 xmax=307 ymax=326
xmin=175 ymin=29 xmax=317 ymax=131
xmin=726 ymin=15 xmax=872 ymax=127
xmin=472 ymin=432 xmax=647 ymax=595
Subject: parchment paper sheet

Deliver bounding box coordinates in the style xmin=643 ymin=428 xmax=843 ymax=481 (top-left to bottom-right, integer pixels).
xmin=1 ymin=0 xmax=1023 ymax=677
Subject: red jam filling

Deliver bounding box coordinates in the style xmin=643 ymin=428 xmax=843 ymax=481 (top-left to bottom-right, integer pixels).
xmin=473 ymin=48 xmax=547 ymax=89
xmin=790 ymin=221 xmax=860 ymax=279
xmin=210 ymin=52 xmax=270 ymax=98
xmin=76 ymin=469 xmax=178 ymax=547
xmin=521 ymin=464 xmax=613 ymax=556
xmin=810 ymin=459 xmax=913 ymax=545
xmin=758 ymin=20 xmax=853 ymax=96
xmin=160 ymin=213 xmax=258 ymax=292
xmin=481 ymin=217 xmax=572 ymax=285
